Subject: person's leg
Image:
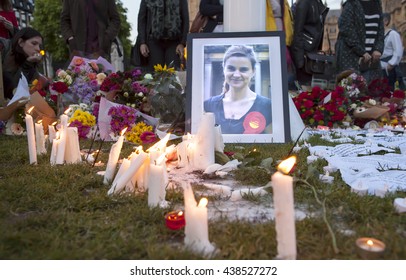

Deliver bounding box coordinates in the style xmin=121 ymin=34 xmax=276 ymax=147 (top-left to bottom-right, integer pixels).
xmin=163 ymin=39 xmax=181 ymax=70
xmin=147 ymin=39 xmax=165 ymax=71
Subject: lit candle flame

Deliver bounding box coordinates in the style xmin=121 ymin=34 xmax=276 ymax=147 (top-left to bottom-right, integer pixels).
xmin=64 ymin=108 xmax=71 ymax=115
xmin=51 ymin=121 xmax=57 ymax=126
xmin=198 ymin=197 xmax=208 ymax=208
xmin=367 ymin=239 xmax=374 ymax=247
xmin=27 ymin=106 xmax=35 ymax=114
xmin=277 ymin=156 xmax=296 ymax=174
xmin=40 ymin=50 xmax=45 ymax=56
xmin=37 ymin=120 xmax=43 ymax=124
xmin=178 ymin=211 xmax=183 ymax=216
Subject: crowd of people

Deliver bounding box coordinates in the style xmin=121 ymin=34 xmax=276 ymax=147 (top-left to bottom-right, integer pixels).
xmin=0 ymin=0 xmax=404 ymax=131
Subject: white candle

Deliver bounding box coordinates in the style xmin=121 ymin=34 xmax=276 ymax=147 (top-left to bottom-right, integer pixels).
xmin=104 ymin=128 xmax=127 ymax=185
xmin=319 ymin=171 xmax=334 ymax=184
xmin=25 ymin=107 xmax=37 ymax=164
xmin=307 ymin=155 xmax=318 ymax=164
xmin=351 ymin=182 xmax=369 ymax=196
xmin=55 ymin=114 xmax=68 ymax=165
xmin=183 ymin=182 xmax=215 ymax=256
xmin=177 ymin=133 xmax=193 ymax=168
xmin=50 ymin=131 xmax=60 ymax=165
xmin=35 ymin=120 xmax=47 ymax=155
xmin=323 ymin=164 xmax=338 ymax=173
xmin=48 ymin=123 xmax=57 ymax=143
xmin=111 ymin=158 xmax=131 ymax=191
xmin=193 ymin=113 xmax=215 ymax=170
xmin=271 ymin=156 xmax=297 ymax=260
xmin=393 ymin=197 xmax=406 ymax=213
xmin=64 ymin=127 xmax=82 ymax=164
xmin=375 ymin=184 xmax=389 ymax=198
xmin=214 ymin=124 xmax=224 ymax=152
xmin=108 ymin=149 xmax=148 ymax=195
xmin=148 ymin=153 xmax=167 ymax=207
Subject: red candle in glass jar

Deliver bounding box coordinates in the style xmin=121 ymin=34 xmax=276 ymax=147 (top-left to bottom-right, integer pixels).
xmin=165 ymin=210 xmax=185 ymax=230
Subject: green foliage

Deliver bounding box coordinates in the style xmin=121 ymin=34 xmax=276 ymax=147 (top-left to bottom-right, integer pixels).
xmin=31 ymin=0 xmax=67 ymax=62
xmin=31 ymin=0 xmax=132 ymax=66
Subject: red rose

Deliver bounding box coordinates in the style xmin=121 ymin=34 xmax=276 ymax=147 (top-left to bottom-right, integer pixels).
xmin=393 ymin=90 xmax=405 ymax=99
xmin=51 ymin=81 xmax=69 ymax=94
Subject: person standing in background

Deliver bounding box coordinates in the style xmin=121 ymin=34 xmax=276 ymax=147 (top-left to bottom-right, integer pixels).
xmin=199 ymin=0 xmax=224 ymax=33
xmin=380 ymin=13 xmax=404 ymax=90
xmin=266 ymin=0 xmax=294 ymax=89
xmin=290 ymin=0 xmax=329 ymax=87
xmin=60 ymin=0 xmax=121 ymax=61
xmin=335 ymin=0 xmax=384 ymax=84
xmin=137 ymin=0 xmax=189 ymax=71
xmin=0 ymin=0 xmax=18 ymax=39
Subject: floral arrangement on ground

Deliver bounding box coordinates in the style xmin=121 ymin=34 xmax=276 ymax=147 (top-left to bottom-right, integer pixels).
xmin=293 ymin=72 xmax=406 ymax=129
xmin=1 ymin=57 xmax=185 ymax=147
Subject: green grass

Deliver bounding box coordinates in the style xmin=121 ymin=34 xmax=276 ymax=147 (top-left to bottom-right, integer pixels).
xmin=0 ymin=134 xmax=405 ymax=260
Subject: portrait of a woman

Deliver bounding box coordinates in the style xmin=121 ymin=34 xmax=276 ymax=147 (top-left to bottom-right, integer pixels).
xmin=204 ymin=45 xmax=272 ymax=134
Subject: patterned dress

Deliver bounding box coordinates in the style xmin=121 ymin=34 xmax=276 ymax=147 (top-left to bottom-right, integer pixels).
xmin=335 ymin=0 xmax=384 ymax=83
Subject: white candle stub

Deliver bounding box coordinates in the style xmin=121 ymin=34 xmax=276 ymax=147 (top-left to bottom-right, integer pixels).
xmin=319 ymin=171 xmax=333 ymax=184
xmin=307 ymin=155 xmax=318 ymax=164
xmin=351 ymin=182 xmax=369 ymax=196
xmin=375 ymin=184 xmax=389 ymax=198
xmin=323 ymin=164 xmax=337 ymax=173
xmin=355 ymin=237 xmax=386 ymax=259
xmin=394 ymin=198 xmax=406 ymax=213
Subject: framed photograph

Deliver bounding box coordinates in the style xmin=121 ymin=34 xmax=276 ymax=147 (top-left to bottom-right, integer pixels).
xmin=185 ymin=31 xmax=291 ymax=143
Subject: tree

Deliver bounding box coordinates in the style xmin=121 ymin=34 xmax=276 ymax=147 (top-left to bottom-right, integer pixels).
xmin=31 ymin=0 xmax=132 ymax=69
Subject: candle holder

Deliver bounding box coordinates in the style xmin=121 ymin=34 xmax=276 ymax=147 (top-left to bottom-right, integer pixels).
xmin=355 ymin=237 xmax=386 ymax=259
xmin=165 ymin=210 xmax=186 ymax=230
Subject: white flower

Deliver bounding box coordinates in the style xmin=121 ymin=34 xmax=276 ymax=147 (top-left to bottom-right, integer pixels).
xmin=79 ymin=103 xmax=88 ymax=110
xmin=368 ymin=99 xmax=377 ymax=106
xmin=138 ymin=92 xmax=144 ymax=97
xmin=65 ymin=75 xmax=73 ymax=85
xmin=96 ymin=73 xmax=106 ymax=85
xmin=350 ymin=104 xmax=357 ymax=109
xmin=144 ymin=73 xmax=153 ymax=80
xmin=123 ymin=92 xmax=129 ymax=97
xmin=11 ymin=123 xmax=24 ymax=136
xmin=57 ymin=70 xmax=67 ymax=78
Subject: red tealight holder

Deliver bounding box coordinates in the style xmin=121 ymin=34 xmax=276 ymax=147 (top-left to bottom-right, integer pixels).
xmin=164 ymin=210 xmax=185 ymax=230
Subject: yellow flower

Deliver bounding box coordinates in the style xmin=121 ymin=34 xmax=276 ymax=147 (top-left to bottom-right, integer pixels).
xmin=153 ymin=64 xmax=175 ymax=74
xmin=125 ymin=121 xmax=153 ymax=144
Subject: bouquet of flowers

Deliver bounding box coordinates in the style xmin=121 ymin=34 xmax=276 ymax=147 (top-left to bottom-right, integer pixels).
xmin=293 ymin=86 xmax=349 ymax=128
xmin=48 ymin=56 xmax=113 ymax=115
xmin=140 ymin=64 xmax=185 ymax=123
xmin=66 ymin=103 xmax=97 ymax=139
xmin=100 ymin=68 xmax=150 ymax=112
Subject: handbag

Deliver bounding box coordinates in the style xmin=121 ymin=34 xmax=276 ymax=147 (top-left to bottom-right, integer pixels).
xmin=359 ymin=58 xmax=380 ymax=72
xmin=190 ymin=11 xmax=209 ymax=33
xmin=304 ymin=52 xmax=335 ymax=75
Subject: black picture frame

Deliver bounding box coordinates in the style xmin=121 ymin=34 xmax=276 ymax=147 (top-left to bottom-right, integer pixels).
xmin=185 ymin=31 xmax=291 ymax=143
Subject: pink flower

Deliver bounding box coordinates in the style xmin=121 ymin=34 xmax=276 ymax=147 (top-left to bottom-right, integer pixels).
xmin=11 ymin=123 xmax=24 ymax=135
xmin=140 ymin=131 xmax=157 ymax=144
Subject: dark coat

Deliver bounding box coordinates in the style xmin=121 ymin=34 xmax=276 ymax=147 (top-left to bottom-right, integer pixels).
xmin=60 ymin=0 xmax=121 ymax=56
xmin=335 ymin=0 xmax=384 ymax=74
xmin=291 ymin=0 xmax=329 ymax=69
xmin=137 ymin=0 xmax=189 ymax=46
xmin=199 ymin=0 xmax=223 ymax=33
